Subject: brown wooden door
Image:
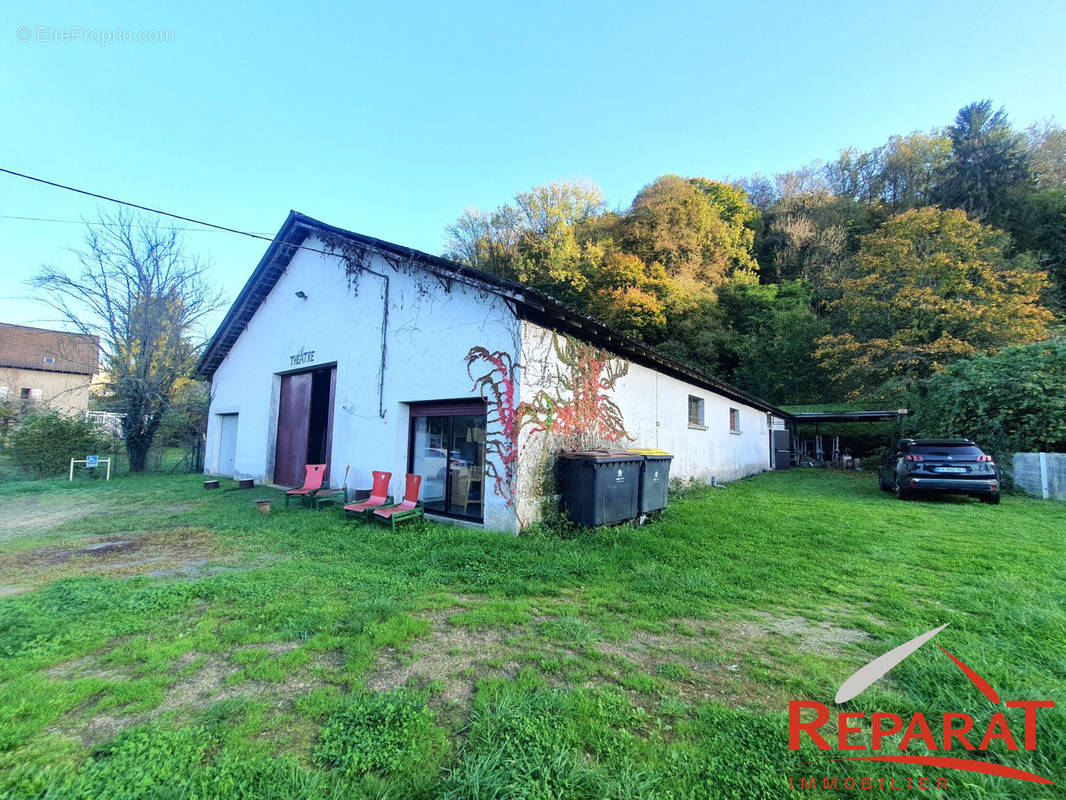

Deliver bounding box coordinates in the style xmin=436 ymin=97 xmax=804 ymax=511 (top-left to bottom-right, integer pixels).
xmin=274 ymin=372 xmax=312 ymax=486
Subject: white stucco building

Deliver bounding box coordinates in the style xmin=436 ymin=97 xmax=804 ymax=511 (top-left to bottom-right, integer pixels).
xmin=198 ymin=212 xmax=790 ymax=533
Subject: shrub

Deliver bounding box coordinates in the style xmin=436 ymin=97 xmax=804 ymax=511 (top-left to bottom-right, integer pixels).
xmin=6 ymin=409 xmax=115 ymax=479
xmin=668 ymin=476 xmax=711 ymax=500
xmin=912 ymin=336 xmax=1066 ymax=480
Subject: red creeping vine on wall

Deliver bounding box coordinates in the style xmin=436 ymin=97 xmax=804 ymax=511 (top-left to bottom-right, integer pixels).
xmin=542 ymin=334 xmax=630 ymax=444
xmin=465 ymin=347 xmax=526 ymax=508
xmin=465 ymin=334 xmax=631 ymax=509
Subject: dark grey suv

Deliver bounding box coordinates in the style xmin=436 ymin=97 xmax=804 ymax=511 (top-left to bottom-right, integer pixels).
xmin=879 ymin=439 xmax=1000 ymax=504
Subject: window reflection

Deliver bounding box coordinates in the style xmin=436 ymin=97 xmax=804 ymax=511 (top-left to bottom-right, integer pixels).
xmin=410 ymin=412 xmax=485 ymax=520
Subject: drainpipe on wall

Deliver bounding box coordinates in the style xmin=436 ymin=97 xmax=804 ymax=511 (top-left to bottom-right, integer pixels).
xmin=348 ymin=265 xmax=389 ymax=420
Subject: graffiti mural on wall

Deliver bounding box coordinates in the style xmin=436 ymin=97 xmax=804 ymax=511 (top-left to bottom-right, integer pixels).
xmin=465 ymin=333 xmax=631 ymax=508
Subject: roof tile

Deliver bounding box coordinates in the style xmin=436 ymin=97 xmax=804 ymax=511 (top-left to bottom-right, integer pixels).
xmin=0 ymin=322 xmax=100 ymax=375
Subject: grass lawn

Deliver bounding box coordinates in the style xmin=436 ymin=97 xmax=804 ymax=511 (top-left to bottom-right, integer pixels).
xmin=0 ymin=470 xmax=1062 ymax=799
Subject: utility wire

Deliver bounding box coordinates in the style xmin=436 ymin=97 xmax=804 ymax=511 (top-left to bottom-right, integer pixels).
xmin=0 ymin=213 xmax=271 ymax=235
xmin=0 ymin=167 xmax=275 ymax=243
xmin=0 ymin=166 xmax=383 ymax=266
xmin=0 ymin=165 xmax=393 ymax=418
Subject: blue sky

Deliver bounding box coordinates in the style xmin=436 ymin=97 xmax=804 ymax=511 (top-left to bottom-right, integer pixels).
xmin=2 ymin=0 xmax=1064 ymax=333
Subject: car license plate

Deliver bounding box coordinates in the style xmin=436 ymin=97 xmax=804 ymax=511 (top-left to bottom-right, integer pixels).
xmin=935 ymin=466 xmax=966 ymax=473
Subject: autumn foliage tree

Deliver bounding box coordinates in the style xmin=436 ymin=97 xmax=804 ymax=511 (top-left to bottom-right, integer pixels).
xmin=815 ymin=206 xmax=1053 ymax=398
xmin=620 ymin=175 xmax=759 ymax=288
xmin=445 ymin=101 xmax=1063 ymax=411
xmin=444 ymin=176 xmax=762 ymax=347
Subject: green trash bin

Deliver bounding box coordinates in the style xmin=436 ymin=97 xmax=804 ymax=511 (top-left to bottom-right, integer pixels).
xmin=627 ymin=449 xmax=673 ymax=513
xmin=559 ymin=450 xmax=642 ymax=526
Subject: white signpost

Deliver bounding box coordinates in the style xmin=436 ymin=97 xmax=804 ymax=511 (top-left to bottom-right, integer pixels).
xmin=69 ymin=455 xmax=111 ymax=481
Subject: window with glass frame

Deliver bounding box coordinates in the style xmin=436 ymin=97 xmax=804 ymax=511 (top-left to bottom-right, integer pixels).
xmin=729 ymin=407 xmax=741 ymax=433
xmin=688 ymin=396 xmax=704 ymax=427
xmin=408 ymin=401 xmax=487 ymax=521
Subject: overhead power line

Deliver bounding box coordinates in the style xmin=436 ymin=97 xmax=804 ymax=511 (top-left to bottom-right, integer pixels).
xmin=1 ymin=165 xmax=394 ymax=417
xmin=0 ymin=167 xmax=277 ymax=244
xmin=0 ymin=213 xmax=270 ymax=235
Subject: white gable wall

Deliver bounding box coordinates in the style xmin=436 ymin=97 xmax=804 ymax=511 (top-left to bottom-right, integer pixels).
xmin=205 ymin=235 xmax=520 ymax=531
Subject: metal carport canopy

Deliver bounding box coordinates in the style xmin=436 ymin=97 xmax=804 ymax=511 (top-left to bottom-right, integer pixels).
xmin=789 ymin=410 xmax=908 ymax=424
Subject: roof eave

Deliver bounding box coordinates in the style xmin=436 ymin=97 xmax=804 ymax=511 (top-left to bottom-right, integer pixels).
xmin=196 ymin=212 xmax=313 ymax=378
xmin=195 ymin=212 xmax=791 ymax=418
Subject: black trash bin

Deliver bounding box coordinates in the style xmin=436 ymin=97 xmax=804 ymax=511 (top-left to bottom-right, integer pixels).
xmin=559 ymin=450 xmax=642 ymax=526
xmin=627 ymin=449 xmax=673 ymax=513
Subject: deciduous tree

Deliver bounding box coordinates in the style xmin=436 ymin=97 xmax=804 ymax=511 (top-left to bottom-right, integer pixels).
xmin=815 ymin=207 xmax=1053 ymax=398
xmin=1024 ymin=119 xmax=1066 ymax=190
xmin=879 ymin=132 xmax=952 ymax=210
xmin=620 ymin=175 xmax=759 ymax=289
xmin=718 ymin=279 xmax=831 ymax=404
xmin=30 ymin=210 xmax=222 ymax=472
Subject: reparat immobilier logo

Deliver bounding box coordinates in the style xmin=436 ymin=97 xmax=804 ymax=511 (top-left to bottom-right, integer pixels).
xmin=788 ymin=624 xmax=1055 ymax=790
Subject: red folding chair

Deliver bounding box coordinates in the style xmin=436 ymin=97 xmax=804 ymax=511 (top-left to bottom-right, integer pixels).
xmin=284 ymin=464 xmax=327 ymax=507
xmin=343 ymin=470 xmax=393 ymax=520
xmin=372 ymin=474 xmax=424 ymax=530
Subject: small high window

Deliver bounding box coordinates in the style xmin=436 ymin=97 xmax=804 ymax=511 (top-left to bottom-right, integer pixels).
xmin=43 ymin=356 xmax=56 ymax=365
xmin=688 ymin=396 xmax=705 ymax=428
xmin=729 ymin=407 xmax=741 ymax=434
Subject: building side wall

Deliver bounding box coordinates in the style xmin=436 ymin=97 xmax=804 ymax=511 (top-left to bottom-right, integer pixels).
xmin=205 ymin=236 xmax=521 ymax=532
xmin=0 ymin=367 xmax=92 ymax=413
xmin=516 ymin=322 xmax=772 ymax=524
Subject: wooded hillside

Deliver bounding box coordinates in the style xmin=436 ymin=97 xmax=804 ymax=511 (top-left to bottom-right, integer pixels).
xmin=444 ymin=101 xmax=1066 ymax=458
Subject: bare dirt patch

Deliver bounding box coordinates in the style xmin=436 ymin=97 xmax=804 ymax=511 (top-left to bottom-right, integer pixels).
xmin=0 ymin=528 xmax=237 ymax=586
xmin=365 ymin=601 xmax=860 ymax=711
xmin=591 ymin=610 xmax=878 ymax=709
xmin=590 ymin=626 xmax=783 ymax=708
xmin=48 ymin=642 xmax=342 ymax=746
xmin=729 ymin=611 xmax=873 ymax=653
xmin=367 ymin=608 xmax=520 ymax=704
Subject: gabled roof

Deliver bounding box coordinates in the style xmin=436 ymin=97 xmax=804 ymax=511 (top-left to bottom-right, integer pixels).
xmin=0 ymin=322 xmax=99 ymax=375
xmin=197 ymin=211 xmax=791 ymax=418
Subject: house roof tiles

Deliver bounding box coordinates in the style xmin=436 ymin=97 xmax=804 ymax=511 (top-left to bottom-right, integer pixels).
xmin=0 ymin=322 xmax=99 ymax=375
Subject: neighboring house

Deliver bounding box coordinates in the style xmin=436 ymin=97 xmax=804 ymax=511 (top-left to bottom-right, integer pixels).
xmin=197 ymin=212 xmax=790 ymax=533
xmin=0 ymin=322 xmax=100 ymax=414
